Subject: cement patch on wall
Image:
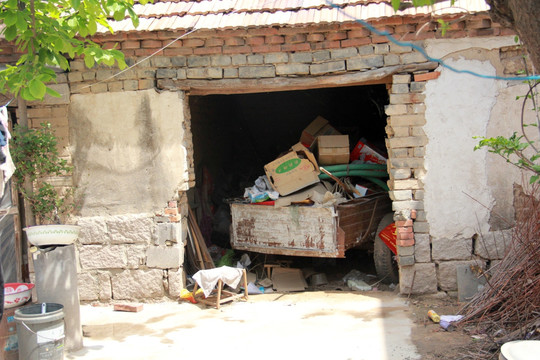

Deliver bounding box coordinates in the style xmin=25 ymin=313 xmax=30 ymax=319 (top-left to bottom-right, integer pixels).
xmin=424 ymin=58 xmax=497 ymax=240
xmin=69 ymin=89 xmax=188 ymax=215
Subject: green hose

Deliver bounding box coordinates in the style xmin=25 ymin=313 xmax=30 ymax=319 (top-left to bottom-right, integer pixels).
xmin=321 ymin=163 xmax=387 ymax=172
xmin=318 ymin=168 xmax=389 ymax=191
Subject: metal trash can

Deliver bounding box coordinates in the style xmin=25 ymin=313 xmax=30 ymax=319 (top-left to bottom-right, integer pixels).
xmin=14 ymin=303 xmax=65 ymax=360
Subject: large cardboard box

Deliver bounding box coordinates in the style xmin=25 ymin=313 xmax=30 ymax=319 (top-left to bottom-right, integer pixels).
xmin=300 ymin=116 xmax=341 ymax=147
xmin=264 ymin=143 xmax=320 ymax=196
xmin=317 ymin=135 xmax=350 ymax=165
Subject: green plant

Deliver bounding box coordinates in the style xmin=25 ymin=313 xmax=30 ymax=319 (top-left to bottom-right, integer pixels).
xmin=0 ymin=0 xmax=149 ymax=101
xmin=11 ymin=122 xmax=76 ymax=224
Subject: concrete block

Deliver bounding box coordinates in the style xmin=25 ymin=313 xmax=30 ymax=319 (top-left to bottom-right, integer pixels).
xmin=247 ymin=54 xmax=264 ymax=64
xmin=224 ymin=68 xmax=239 ymax=78
xmin=290 ymin=52 xmax=312 ymax=63
xmin=399 ymin=263 xmax=437 ymax=294
xmin=126 ymin=245 xmax=146 ymax=269
xmin=385 ymin=104 xmax=408 ymax=116
xmin=276 ymin=63 xmax=310 ymax=76
xmin=390 ymin=170 xmax=411 ymax=182
xmin=401 ymin=52 xmax=426 ymax=64
xmin=389 ymin=114 xmax=426 ymax=126
xmin=414 ymin=233 xmax=431 ymax=262
xmin=210 ymin=55 xmax=232 ymax=66
xmin=123 ymin=80 xmax=139 ymax=91
xmin=374 ymin=43 xmax=389 ymax=54
xmin=413 ymin=189 xmax=425 ymax=200
xmin=397 ymin=245 xmax=415 ymax=256
xmin=79 ymin=245 xmax=127 ymax=269
xmin=432 ymin=237 xmax=473 ymax=261
xmin=231 ymin=54 xmax=247 ymax=65
xmin=413 ymin=221 xmax=429 ymax=233
xmin=77 ymin=216 xmax=110 ymax=244
xmin=186 ymin=67 xmax=223 ymax=79
xmin=150 ymin=56 xmax=171 ymax=67
xmin=168 ymin=269 xmax=185 ymax=298
xmin=391 ymin=179 xmax=423 ymax=190
xmin=399 ymin=255 xmax=415 ymax=266
xmin=187 ymin=55 xmax=210 ymax=67
xmin=357 ymin=45 xmax=374 ymax=55
xmin=413 ymin=147 xmax=425 ymax=157
xmin=68 ymin=72 xmax=83 ymax=82
xmin=330 ymin=47 xmax=358 ymax=59
xmin=156 ymin=68 xmax=177 ymax=79
xmin=390 ymin=190 xmax=413 ymax=201
xmin=239 ymin=66 xmax=275 ymax=78
xmin=410 ymin=81 xmax=426 ymax=93
xmin=389 ymin=93 xmax=426 ymax=104
xmin=156 ymin=223 xmax=183 ymax=246
xmin=392 ymin=200 xmax=424 ymax=212
xmin=98 ymin=272 xmax=112 ymax=301
xmin=176 ymin=68 xmax=187 ymax=79
xmin=392 ymin=74 xmax=411 ymax=83
xmin=391 ymin=83 xmax=409 ymax=94
xmin=312 ymin=50 xmax=330 ymax=62
xmin=112 ymin=269 xmax=164 ymax=300
xmin=347 ymin=55 xmax=384 ymax=70
xmin=146 ymin=245 xmax=184 ymax=269
xmin=437 ymin=260 xmax=486 ymax=292
xmin=107 ymin=214 xmax=154 ymax=244
xmin=264 ymin=52 xmax=288 ymax=63
xmin=390 ymin=158 xmax=425 ymax=169
xmin=391 ymin=126 xmax=410 ymax=137
xmin=171 ymin=56 xmax=187 ymax=67
xmin=384 ymin=54 xmax=400 ymax=66
xmin=390 ymin=44 xmax=412 ymax=53
xmin=474 ymin=229 xmax=512 ymax=260
xmin=457 ymin=263 xmax=488 ymax=302
xmin=90 ymin=83 xmax=108 ymax=93
xmin=78 ymin=272 xmax=99 ymax=301
xmin=310 ymin=61 xmax=345 ymax=75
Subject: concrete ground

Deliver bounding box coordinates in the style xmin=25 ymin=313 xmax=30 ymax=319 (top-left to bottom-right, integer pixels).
xmin=66 ymin=291 xmax=421 ymax=360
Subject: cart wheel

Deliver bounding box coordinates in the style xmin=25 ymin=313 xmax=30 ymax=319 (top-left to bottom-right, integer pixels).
xmin=374 ymin=213 xmax=399 ymax=284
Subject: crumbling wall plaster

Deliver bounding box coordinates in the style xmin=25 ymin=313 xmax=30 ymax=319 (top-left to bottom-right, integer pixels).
xmin=69 ymin=89 xmax=188 ymax=216
xmin=424 ymin=58 xmax=497 ymax=240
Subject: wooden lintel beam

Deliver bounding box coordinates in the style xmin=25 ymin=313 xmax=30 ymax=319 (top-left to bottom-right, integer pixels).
xmin=157 ymin=62 xmax=438 ymax=95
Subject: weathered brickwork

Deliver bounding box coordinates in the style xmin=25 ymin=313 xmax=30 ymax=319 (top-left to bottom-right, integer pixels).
xmin=0 ymin=12 xmax=519 ymax=299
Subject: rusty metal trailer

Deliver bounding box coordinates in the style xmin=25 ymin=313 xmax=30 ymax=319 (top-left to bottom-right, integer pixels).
xmin=230 ymin=192 xmax=392 ymax=258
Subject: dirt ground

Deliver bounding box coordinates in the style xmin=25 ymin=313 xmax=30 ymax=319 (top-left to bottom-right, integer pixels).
xmin=408 ymin=294 xmax=474 ymax=360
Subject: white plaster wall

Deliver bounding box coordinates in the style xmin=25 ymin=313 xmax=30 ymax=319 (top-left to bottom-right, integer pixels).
xmin=69 ymin=89 xmax=189 ymax=216
xmin=424 ymin=58 xmax=497 ymax=239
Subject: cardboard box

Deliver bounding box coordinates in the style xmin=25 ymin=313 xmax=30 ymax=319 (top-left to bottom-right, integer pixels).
xmin=300 ymin=116 xmax=341 ymax=147
xmin=350 ymin=140 xmax=387 ymax=164
xmin=317 ymin=135 xmax=350 ymax=165
xmin=264 ymin=143 xmax=320 ymax=196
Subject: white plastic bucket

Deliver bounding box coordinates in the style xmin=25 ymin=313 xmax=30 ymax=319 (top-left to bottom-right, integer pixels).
xmin=14 ymin=303 xmax=65 ymax=360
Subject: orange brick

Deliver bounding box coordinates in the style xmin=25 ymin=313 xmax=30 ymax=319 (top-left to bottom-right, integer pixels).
xmin=168 ymin=201 xmax=178 ymax=208
xmin=114 ymin=304 xmax=143 ymax=312
xmin=341 ymin=38 xmax=371 ymax=47
xmin=266 ymin=35 xmax=285 ymax=44
xmin=307 ymin=33 xmax=325 ymax=42
xmin=410 ymin=209 xmax=417 ymax=219
xmin=371 ymin=35 xmax=390 ymax=44
xmin=396 ymin=219 xmax=413 ymax=227
xmin=163 ymin=48 xmax=193 ymax=56
xmin=164 ymin=208 xmax=178 ymax=215
xmin=135 ymin=48 xmax=163 ymax=56
xmin=281 ymin=43 xmax=310 ymax=52
xmin=225 ymin=37 xmax=245 ymax=46
xmin=194 ymin=47 xmax=222 ymax=55
xmin=347 ymin=29 xmax=371 ymax=38
xmin=397 ymin=232 xmax=414 ymax=240
xmin=371 ymin=17 xmax=403 ymax=26
xmin=310 ymin=40 xmax=340 ymax=50
xmin=326 ymin=32 xmax=347 ymax=41
xmin=397 ymin=239 xmax=415 ymax=247
xmin=248 ymin=28 xmax=279 ymax=36
xmin=141 ymin=40 xmax=162 ymax=48
xmin=247 ymin=36 xmax=265 ymax=46
xmin=397 ymin=226 xmax=413 ymax=234
xmin=252 ymin=44 xmax=281 ymax=53
xmin=414 ymin=71 xmax=440 ymax=82
xmin=285 ymin=34 xmax=307 ymax=44
xmin=122 ymin=41 xmax=140 ymax=49
xmin=222 ymin=45 xmax=251 ymax=54
xmin=205 ymin=38 xmax=224 ymax=47
xmin=183 ymin=38 xmax=205 ymax=47
xmin=126 ymin=32 xmax=158 ymax=40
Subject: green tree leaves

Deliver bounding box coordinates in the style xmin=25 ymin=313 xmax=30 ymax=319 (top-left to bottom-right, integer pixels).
xmin=0 ymin=0 xmax=149 ymax=101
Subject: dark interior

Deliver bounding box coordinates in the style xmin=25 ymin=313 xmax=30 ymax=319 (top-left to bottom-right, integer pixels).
xmin=188 ymin=84 xmax=390 ymax=279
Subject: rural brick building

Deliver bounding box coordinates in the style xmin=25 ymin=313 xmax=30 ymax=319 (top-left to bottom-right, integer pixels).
xmin=0 ymin=0 xmax=535 ymax=301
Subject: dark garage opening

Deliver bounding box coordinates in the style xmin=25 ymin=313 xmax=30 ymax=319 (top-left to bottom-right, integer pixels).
xmin=188 ymin=84 xmax=392 ymax=286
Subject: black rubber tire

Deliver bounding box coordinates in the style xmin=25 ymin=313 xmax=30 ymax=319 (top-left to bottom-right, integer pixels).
xmin=374 ymin=213 xmax=399 ymax=284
